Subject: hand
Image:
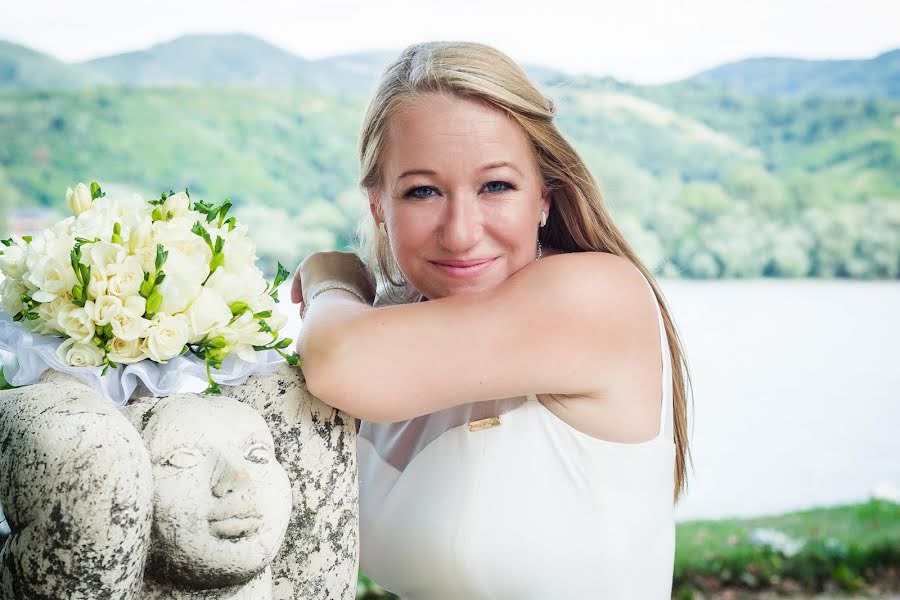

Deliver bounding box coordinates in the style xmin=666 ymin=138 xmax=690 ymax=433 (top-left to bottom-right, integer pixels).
xmin=291 ymin=251 xmax=377 ymax=313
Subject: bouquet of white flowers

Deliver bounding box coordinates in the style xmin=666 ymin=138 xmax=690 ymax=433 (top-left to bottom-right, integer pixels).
xmin=0 ymin=181 xmax=299 ymax=395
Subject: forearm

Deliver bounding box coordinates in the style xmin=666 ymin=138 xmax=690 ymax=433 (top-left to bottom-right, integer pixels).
xmin=296 ymin=289 xmax=373 ymax=403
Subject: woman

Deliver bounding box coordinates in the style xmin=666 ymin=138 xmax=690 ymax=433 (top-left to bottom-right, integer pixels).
xmin=292 ymin=41 xmax=693 ymax=599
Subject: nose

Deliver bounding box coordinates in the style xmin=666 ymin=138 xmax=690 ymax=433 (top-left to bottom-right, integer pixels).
xmin=440 ymin=191 xmax=481 ymax=254
xmin=211 ymin=453 xmax=252 ymax=498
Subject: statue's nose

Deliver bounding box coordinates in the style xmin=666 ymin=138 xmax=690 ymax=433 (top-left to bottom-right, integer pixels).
xmin=211 ymin=454 xmax=252 ymax=497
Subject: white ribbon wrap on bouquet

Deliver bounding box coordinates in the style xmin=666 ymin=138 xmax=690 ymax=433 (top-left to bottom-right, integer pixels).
xmin=0 ymin=311 xmax=290 ymax=406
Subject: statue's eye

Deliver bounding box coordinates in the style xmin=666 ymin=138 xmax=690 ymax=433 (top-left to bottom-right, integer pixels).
xmin=245 ymin=443 xmax=270 ymax=464
xmin=160 ymin=448 xmax=202 ymax=469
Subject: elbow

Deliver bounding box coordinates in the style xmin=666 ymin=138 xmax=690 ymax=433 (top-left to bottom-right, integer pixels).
xmin=298 ymin=334 xmax=364 ymax=418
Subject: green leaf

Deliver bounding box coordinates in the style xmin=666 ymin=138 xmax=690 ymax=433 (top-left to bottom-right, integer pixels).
xmin=90 ymin=181 xmax=102 ymax=200
xmin=271 ymin=262 xmax=290 ymax=290
xmin=209 ymin=253 xmax=224 ymax=273
xmin=155 ymin=244 xmax=168 ymax=271
xmin=191 ymin=221 xmax=212 ymax=247
xmin=146 ymin=291 xmax=163 ymax=315
xmin=229 ymin=301 xmax=249 ymax=316
xmin=208 ymin=336 xmax=227 ymax=349
xmin=252 ymin=310 xmax=272 ymax=319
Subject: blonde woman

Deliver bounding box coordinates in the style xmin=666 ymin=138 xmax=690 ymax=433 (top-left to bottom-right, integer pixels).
xmin=292 ymin=41 xmax=693 ymax=599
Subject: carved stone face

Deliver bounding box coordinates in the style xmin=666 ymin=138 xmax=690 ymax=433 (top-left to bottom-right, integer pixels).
xmin=136 ymin=394 xmax=292 ymax=588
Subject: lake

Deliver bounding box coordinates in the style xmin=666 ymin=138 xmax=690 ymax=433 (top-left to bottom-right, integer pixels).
xmin=654 ymin=279 xmax=900 ymax=522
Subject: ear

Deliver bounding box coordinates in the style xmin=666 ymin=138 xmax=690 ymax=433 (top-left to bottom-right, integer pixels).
xmin=541 ymin=187 xmax=552 ymax=220
xmin=367 ymin=187 xmax=383 ymax=225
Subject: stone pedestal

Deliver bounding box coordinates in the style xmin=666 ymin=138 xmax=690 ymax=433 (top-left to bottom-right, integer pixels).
xmin=0 ymin=363 xmax=358 ymax=599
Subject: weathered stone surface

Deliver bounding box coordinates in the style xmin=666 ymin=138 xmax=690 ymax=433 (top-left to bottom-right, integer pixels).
xmin=0 ymin=363 xmax=359 ymax=600
xmin=220 ymin=363 xmax=359 ymax=600
xmin=0 ymin=371 xmax=153 ymax=599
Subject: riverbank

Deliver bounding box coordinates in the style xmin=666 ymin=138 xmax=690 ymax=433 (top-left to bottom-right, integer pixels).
xmin=356 ymin=498 xmax=900 ymax=599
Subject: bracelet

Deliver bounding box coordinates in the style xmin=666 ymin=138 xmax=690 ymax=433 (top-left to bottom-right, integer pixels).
xmin=301 ymin=283 xmax=369 ymax=319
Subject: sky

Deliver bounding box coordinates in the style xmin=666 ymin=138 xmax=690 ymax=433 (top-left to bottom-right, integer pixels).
xmin=2 ymin=0 xmax=899 ymax=85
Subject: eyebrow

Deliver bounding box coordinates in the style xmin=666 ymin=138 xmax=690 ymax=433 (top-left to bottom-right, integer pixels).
xmin=397 ymin=161 xmax=522 ymax=181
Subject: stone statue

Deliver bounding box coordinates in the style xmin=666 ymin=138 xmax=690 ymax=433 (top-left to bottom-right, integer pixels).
xmin=0 ymin=363 xmax=358 ymax=600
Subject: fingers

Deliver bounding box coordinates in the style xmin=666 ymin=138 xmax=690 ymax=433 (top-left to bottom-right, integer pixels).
xmin=290 ymin=264 xmax=303 ymax=304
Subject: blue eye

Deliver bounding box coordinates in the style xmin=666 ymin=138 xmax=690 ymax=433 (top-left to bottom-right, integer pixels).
xmin=484 ymin=181 xmax=513 ymax=193
xmin=403 ymin=181 xmax=515 ymax=199
xmin=405 ymin=186 xmax=437 ymax=199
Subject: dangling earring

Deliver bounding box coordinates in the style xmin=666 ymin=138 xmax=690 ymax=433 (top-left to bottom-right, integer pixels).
xmin=535 ymin=210 xmax=546 ymax=261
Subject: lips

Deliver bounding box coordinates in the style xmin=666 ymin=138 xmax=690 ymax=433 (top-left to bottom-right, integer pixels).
xmin=429 ymin=257 xmax=498 ymax=278
xmin=432 ymin=258 xmax=495 ymax=267
xmin=208 ymin=514 xmax=262 ymax=539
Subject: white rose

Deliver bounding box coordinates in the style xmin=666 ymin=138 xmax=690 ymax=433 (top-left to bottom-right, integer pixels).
xmin=152 ymin=217 xmax=212 ymax=260
xmin=66 ymin=183 xmax=93 ymax=215
xmin=204 ymin=266 xmax=267 ymax=306
xmin=246 ymin=293 xmax=287 ymax=331
xmin=106 ymin=257 xmax=143 ymax=298
xmin=71 ymin=205 xmax=114 ymax=241
xmin=156 ymin=248 xmax=207 ymax=314
xmin=128 ymin=215 xmax=154 ymax=256
xmin=107 ymin=336 xmax=147 ymax=364
xmin=185 ymin=287 xmax=232 ymax=343
xmin=0 ymin=238 xmax=27 ymax=279
xmin=93 ymin=294 xmax=123 ymax=326
xmin=143 ymin=313 xmax=189 ymax=363
xmin=56 ymin=338 xmax=104 ymax=367
xmin=84 ymin=242 xmax=126 ymax=276
xmin=56 ymin=301 xmax=96 ymax=344
xmin=220 ymin=310 xmax=274 ymax=349
xmin=162 ymin=192 xmax=191 ymax=218
xmin=222 ymin=227 xmax=258 ymax=274
xmin=0 ymin=277 xmax=26 ymax=316
xmin=36 ymin=294 xmax=71 ymax=334
xmin=27 ymin=256 xmax=78 ymax=303
xmin=110 ymin=295 xmax=149 ymax=341
xmin=87 ymin=267 xmax=108 ymax=300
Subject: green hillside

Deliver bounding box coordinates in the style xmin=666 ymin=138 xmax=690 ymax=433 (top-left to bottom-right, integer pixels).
xmin=1 ymin=36 xmax=898 ymax=279
xmin=688 ymin=48 xmax=900 ymax=99
xmin=0 ymin=40 xmax=111 ymax=89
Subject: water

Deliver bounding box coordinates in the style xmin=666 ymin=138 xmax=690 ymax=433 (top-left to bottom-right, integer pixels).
xmin=655 ymin=279 xmax=900 ymax=522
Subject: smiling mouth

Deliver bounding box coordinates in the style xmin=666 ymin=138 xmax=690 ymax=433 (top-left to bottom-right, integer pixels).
xmin=429 ymin=257 xmax=498 ymax=278
xmin=208 ymin=515 xmax=262 ymax=539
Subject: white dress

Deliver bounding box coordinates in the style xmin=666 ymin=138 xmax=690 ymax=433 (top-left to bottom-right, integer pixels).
xmin=357 ymin=287 xmax=676 ymax=599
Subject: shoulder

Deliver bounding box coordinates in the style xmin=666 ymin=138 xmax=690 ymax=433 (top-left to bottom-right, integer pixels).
xmin=515 ymin=250 xmax=652 ymax=314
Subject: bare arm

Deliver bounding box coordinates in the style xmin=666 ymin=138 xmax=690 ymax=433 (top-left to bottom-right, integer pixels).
xmin=297 ymin=252 xmax=656 ymax=423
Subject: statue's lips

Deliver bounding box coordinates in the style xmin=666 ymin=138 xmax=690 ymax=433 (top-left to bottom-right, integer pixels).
xmin=208 ymin=515 xmax=262 ymax=539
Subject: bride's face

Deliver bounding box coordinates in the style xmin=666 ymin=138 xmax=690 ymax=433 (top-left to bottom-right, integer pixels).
xmin=369 ymin=92 xmax=551 ymax=300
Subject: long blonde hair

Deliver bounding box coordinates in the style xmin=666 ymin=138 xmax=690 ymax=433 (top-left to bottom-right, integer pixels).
xmin=353 ymin=41 xmax=694 ymax=502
